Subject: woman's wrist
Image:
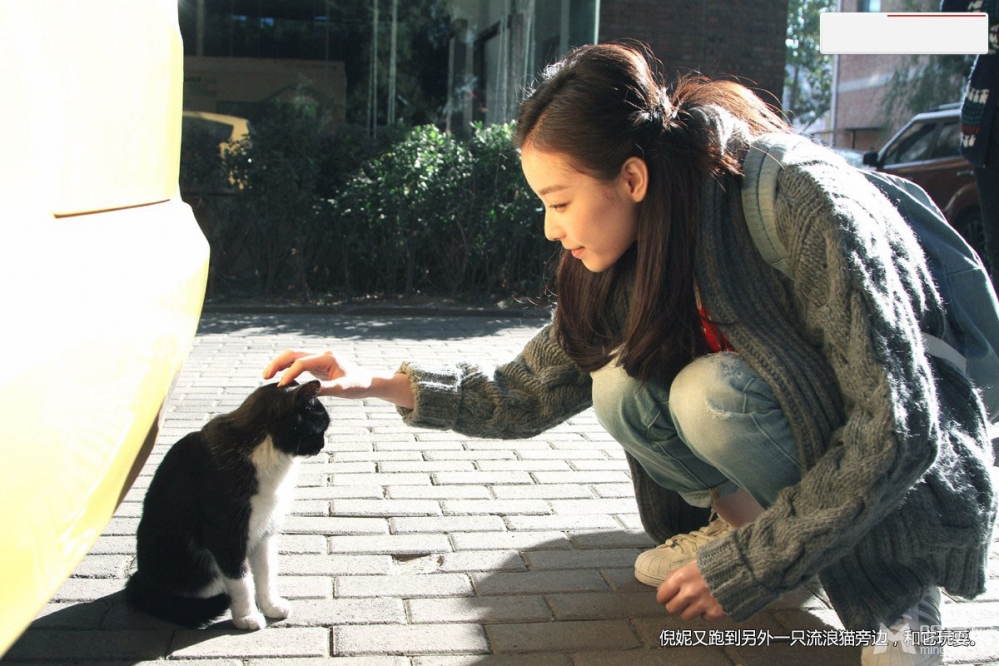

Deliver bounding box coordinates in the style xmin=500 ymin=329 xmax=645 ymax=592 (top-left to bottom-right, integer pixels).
xmin=370 ymin=372 xmax=415 ymax=410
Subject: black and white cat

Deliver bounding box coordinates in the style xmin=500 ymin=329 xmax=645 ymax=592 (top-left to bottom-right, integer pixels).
xmin=125 ymin=380 xmax=330 ymax=630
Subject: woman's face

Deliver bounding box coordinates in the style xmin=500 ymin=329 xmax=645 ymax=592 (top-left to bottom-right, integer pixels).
xmin=520 ymin=144 xmax=646 ymax=273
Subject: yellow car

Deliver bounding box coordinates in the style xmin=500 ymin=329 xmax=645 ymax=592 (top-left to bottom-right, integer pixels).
xmin=0 ymin=0 xmax=209 ymax=656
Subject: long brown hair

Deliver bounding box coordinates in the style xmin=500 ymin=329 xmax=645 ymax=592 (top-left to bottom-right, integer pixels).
xmin=516 ymin=42 xmax=788 ymax=383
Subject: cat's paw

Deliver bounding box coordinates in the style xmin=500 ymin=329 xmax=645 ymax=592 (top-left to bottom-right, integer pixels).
xmin=232 ymin=610 xmax=267 ymax=631
xmin=260 ymin=597 xmax=292 ymax=619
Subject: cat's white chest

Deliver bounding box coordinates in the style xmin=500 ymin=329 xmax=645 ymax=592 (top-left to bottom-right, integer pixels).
xmin=248 ymin=436 xmax=298 ymax=545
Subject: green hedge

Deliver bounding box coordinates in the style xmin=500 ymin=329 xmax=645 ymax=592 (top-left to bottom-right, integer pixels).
xmin=182 ymin=105 xmax=552 ymax=303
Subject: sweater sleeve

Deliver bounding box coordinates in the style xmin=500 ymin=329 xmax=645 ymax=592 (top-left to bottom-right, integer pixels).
xmin=697 ymin=158 xmax=942 ymax=623
xmin=396 ymin=322 xmax=594 ymax=439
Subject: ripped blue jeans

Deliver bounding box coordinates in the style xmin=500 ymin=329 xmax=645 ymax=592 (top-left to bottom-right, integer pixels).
xmin=591 ymin=352 xmax=802 ymax=509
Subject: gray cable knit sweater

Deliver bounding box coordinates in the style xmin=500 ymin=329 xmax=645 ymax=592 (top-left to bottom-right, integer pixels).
xmin=396 ymin=127 xmax=997 ymax=631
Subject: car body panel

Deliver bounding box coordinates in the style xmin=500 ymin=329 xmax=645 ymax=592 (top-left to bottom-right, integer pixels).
xmin=870 ymin=106 xmax=980 ymax=226
xmin=0 ymin=0 xmax=208 ymax=656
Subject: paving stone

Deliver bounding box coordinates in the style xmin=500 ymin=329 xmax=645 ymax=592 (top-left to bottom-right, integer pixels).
xmin=413 ymin=655 xmax=572 ymax=666
xmin=280 ymin=598 xmax=406 ymax=626
xmin=406 ymin=595 xmax=552 ymax=624
xmin=3 ymin=629 xmax=172 ymax=661
xmin=295 ymin=487 xmax=386 ymax=500
xmin=332 ymin=473 xmax=432 ymax=486
xmin=568 ymin=460 xmax=631 ymax=471
xmin=334 ymin=451 xmax=423 ymax=462
xmin=277 ymin=576 xmax=333 ymax=600
xmin=330 ymin=499 xmax=443 ymax=517
xmin=472 ymin=570 xmax=609 ymax=595
xmin=489 ymin=484 xmax=595 ymax=500
xmin=515 ymin=448 xmax=609 ymax=459
xmin=432 ymin=472 xmax=535 ymax=485
xmin=51 ymin=578 xmax=127 ymax=602
xmin=334 ymin=623 xmax=488 ymax=656
xmin=505 ymin=514 xmax=621 ymax=531
xmin=279 ymin=534 xmax=329 ymax=554
xmin=254 ymin=656 xmax=410 ymax=666
xmin=377 ymin=461 xmax=476 ymax=473
xmin=281 ymin=555 xmax=394 ymax=576
xmin=475 ymin=460 xmax=573 ymax=471
xmin=169 ymin=627 xmax=329 ymax=658
xmin=437 ymin=550 xmax=527 ymax=573
xmin=449 ymin=531 xmax=572 ymax=551
xmin=336 ymin=573 xmax=473 ymax=598
xmin=292 ymin=500 xmax=333 ymax=516
xmin=531 ymin=471 xmax=632 ymax=485
xmin=70 ymin=554 xmax=130 ymax=578
xmin=422 ymin=450 xmax=517 ymax=461
xmin=485 ymin=619 xmax=641 ymax=652
xmin=284 ymin=514 xmax=390 ymax=533
xmin=386 ymin=485 xmax=492 ymax=500
xmin=390 ymin=515 xmax=506 ymax=533
xmin=442 ymin=499 xmax=551 ymax=515
xmin=569 ymin=530 xmax=656 ymax=549
xmin=571 ymin=649 xmax=733 ymax=666
xmin=549 ymin=498 xmax=640 ymax=515
xmin=29 ymin=600 xmax=113 ymax=630
xmin=327 ymin=534 xmax=452 ymax=555
xmin=522 ymin=548 xmax=642 ymax=570
xmin=546 ymin=591 xmax=666 ymax=620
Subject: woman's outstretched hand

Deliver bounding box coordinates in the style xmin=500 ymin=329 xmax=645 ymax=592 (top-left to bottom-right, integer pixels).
xmin=263 ymin=349 xmax=415 ymax=408
xmin=657 ymin=561 xmax=727 ymax=621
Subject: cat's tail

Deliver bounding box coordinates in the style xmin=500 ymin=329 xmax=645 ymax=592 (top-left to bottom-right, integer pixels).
xmin=125 ymin=571 xmax=230 ymax=628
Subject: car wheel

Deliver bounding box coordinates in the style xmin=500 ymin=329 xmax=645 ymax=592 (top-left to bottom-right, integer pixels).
xmin=955 ymin=208 xmax=988 ymax=268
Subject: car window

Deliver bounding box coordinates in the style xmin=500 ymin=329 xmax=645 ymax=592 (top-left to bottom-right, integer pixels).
xmin=883 ymin=121 xmax=938 ymax=165
xmin=930 ymin=120 xmax=962 ymax=159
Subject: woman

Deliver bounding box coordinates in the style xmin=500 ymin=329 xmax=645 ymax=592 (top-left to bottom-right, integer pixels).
xmin=264 ymin=43 xmax=995 ymax=665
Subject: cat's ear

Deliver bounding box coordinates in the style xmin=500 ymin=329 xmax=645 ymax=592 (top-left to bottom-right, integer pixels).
xmin=295 ymin=380 xmax=322 ymax=402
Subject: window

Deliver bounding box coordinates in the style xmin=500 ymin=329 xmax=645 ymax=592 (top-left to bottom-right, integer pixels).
xmin=883 ymin=121 xmax=938 ymax=165
xmin=930 ymin=120 xmax=962 ymax=159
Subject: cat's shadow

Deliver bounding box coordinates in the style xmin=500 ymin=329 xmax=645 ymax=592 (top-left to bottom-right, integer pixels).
xmin=4 ymin=590 xmax=261 ymax=665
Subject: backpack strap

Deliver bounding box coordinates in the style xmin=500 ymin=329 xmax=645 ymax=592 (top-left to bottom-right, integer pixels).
xmin=741 ymin=134 xmax=794 ymax=278
xmin=741 ymin=133 xmax=969 ymax=375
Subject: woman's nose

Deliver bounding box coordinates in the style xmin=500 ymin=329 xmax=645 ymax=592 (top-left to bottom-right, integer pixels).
xmin=544 ymin=213 xmax=564 ymax=242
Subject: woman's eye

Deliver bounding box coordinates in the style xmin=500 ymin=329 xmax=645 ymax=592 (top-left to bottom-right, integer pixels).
xmin=549 ymin=203 xmax=567 ymax=211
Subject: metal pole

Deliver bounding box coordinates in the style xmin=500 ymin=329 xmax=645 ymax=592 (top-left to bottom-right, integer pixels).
xmin=369 ymin=0 xmax=379 ymax=139
xmin=389 ymin=0 xmax=398 ymax=125
xmin=592 ymin=0 xmax=600 ymax=44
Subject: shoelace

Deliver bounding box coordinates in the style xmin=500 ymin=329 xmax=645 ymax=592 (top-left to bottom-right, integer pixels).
xmin=659 ymin=517 xmax=728 ymax=550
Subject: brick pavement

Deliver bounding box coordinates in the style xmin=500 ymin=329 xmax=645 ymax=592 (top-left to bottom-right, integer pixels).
xmin=4 ymin=311 xmax=999 ymax=666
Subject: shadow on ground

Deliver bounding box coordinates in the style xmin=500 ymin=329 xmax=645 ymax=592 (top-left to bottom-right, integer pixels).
xmin=2 ymin=533 xmax=858 ymax=666
xmin=196 ymin=309 xmax=552 ymax=341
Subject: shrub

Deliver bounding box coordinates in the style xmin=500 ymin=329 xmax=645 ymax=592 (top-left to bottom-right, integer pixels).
xmin=185 ymin=110 xmax=549 ymax=302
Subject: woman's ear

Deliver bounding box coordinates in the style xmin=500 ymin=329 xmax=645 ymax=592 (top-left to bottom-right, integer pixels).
xmin=620 ymin=157 xmax=648 ymax=203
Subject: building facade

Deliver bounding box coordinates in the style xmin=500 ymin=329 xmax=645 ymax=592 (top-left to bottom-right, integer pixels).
xmin=445 ymin=0 xmax=789 ymax=132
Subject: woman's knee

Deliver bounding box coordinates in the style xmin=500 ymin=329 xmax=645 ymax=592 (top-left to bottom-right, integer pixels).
xmin=669 ymin=353 xmax=766 ymax=461
xmin=591 ymin=361 xmax=644 ymax=439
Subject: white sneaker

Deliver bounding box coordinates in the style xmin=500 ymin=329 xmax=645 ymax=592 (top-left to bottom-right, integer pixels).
xmin=634 ymin=516 xmax=730 ymax=587
xmin=861 ymin=587 xmax=943 ymax=666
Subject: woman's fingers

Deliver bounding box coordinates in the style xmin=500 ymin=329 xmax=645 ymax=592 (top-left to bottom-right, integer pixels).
xmin=263 ymin=350 xmax=341 ymax=385
xmin=262 ymin=349 xmax=310 ymax=380
xmin=657 ymin=561 xmax=726 ymax=622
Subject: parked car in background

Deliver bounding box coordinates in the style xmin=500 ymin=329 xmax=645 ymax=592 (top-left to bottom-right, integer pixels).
xmin=831 ymin=146 xmax=871 ymax=170
xmin=0 ymin=0 xmax=208 ymax=656
xmin=863 ymin=104 xmax=984 ymax=259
